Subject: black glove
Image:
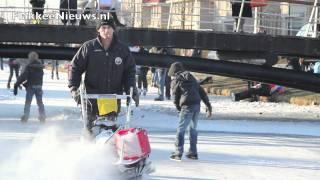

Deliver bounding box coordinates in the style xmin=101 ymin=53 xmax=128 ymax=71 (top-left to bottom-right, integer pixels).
xmin=70 ymin=88 xmax=80 ymax=104
xmin=206 ymin=104 xmax=212 ymax=118
xmin=13 ymin=84 xmax=18 ymax=96
xmin=176 ymin=105 xmax=181 ymax=112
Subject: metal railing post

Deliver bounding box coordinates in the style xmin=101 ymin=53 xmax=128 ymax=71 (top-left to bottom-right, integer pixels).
xmin=306 ymin=0 xmax=317 ymax=37
xmin=167 ymin=0 xmax=173 ymax=29
xmin=253 ymin=7 xmax=259 ymax=33
xmin=313 ymin=0 xmax=318 ymax=38
xmin=236 ymin=0 xmax=245 ymax=32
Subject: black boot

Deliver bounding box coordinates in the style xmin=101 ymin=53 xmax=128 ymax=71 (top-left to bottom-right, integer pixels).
xmin=154 ymin=96 xmax=164 ymax=101
xmin=170 ymin=152 xmax=182 ymax=161
xmin=185 ymin=153 xmax=198 ymax=160
xmin=38 ymin=114 xmax=46 ymax=123
xmin=20 ymin=115 xmax=28 ymax=123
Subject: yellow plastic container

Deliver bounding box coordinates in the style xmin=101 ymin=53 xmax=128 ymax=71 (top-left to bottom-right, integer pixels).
xmin=97 ymin=98 xmax=118 ymax=116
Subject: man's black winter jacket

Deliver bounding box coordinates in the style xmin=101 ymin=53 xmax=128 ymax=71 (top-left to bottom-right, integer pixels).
xmin=69 ymin=35 xmax=136 ymax=94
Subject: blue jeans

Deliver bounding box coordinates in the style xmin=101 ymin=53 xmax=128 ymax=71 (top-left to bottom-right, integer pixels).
xmin=157 ymin=68 xmax=167 ymax=99
xmin=175 ymin=104 xmax=200 ymax=155
xmin=24 ymin=86 xmax=45 ymax=119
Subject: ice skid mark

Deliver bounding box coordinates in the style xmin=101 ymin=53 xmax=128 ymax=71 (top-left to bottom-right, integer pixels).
xmin=0 ymin=127 xmax=119 ymax=180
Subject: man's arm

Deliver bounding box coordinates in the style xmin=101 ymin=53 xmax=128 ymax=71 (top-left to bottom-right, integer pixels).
xmin=199 ymin=85 xmax=212 ymax=111
xmin=13 ymin=66 xmax=29 ymax=95
xmin=68 ymin=44 xmax=88 ymax=90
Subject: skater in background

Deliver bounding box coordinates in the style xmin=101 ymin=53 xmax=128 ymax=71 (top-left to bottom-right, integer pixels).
xmin=136 ymin=47 xmax=149 ymax=96
xmin=168 ymin=62 xmax=212 ymax=161
xmin=154 ymin=67 xmax=166 ymax=101
xmin=154 ymin=48 xmax=174 ymax=101
xmin=13 ymin=51 xmax=46 ymax=123
xmin=7 ymin=58 xmax=20 ymax=89
xmin=51 ymin=60 xmax=60 ymax=80
xmin=68 ymin=17 xmax=139 ymax=138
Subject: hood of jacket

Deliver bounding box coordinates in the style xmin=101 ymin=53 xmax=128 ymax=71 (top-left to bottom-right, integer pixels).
xmin=168 ymin=62 xmax=185 ymax=76
xmin=176 ymin=71 xmax=194 ymax=82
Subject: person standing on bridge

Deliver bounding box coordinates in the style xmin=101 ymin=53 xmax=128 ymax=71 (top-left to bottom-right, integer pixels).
xmin=231 ymin=0 xmax=252 ymax=32
xmin=29 ymin=0 xmax=46 ymax=24
xmin=168 ymin=62 xmax=212 ymax=161
xmin=68 ymin=16 xmax=139 ymax=138
xmin=13 ymin=51 xmax=46 ymax=123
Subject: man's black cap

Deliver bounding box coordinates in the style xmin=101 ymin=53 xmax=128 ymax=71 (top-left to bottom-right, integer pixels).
xmin=96 ymin=16 xmax=116 ymax=30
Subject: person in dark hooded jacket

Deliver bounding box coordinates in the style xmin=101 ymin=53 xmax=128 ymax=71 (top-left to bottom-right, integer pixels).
xmin=14 ymin=51 xmax=46 ymax=122
xmin=168 ymin=62 xmax=212 ymax=161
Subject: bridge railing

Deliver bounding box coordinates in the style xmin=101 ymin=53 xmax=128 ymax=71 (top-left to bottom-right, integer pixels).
xmin=0 ymin=0 xmax=318 ymax=37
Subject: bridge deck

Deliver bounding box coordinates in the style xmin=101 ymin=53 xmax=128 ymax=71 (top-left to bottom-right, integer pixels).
xmin=0 ymin=24 xmax=319 ymax=58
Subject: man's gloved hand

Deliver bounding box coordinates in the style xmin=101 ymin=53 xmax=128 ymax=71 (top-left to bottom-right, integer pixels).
xmin=129 ymin=87 xmax=139 ymax=107
xmin=206 ymin=104 xmax=212 ymax=118
xmin=13 ymin=84 xmax=18 ymax=96
xmin=70 ymin=87 xmax=80 ymax=104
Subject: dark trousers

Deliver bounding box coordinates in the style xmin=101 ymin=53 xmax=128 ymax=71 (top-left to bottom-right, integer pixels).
xmin=0 ymin=58 xmax=3 ymax=70
xmin=32 ymin=9 xmax=44 ymax=16
xmin=8 ymin=65 xmax=20 ymax=86
xmin=60 ymin=0 xmax=77 ymax=25
xmin=137 ymin=72 xmax=148 ymax=90
xmin=165 ymin=74 xmax=171 ymax=99
xmin=24 ymin=86 xmax=45 ymax=119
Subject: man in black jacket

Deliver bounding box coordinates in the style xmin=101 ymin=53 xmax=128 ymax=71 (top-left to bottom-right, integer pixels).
xmin=68 ymin=17 xmax=138 ymax=136
xmin=168 ymin=62 xmax=212 ymax=161
xmin=14 ymin=51 xmax=46 ymax=123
